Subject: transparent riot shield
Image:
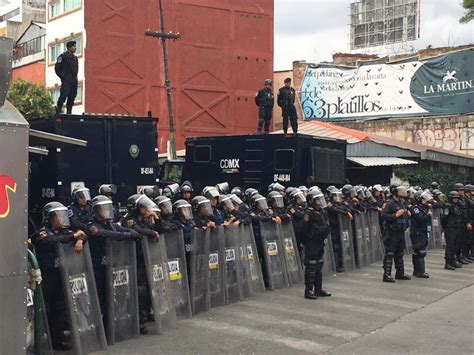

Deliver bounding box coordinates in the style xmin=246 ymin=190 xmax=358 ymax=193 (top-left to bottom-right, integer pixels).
xmin=404 ymin=223 xmax=413 ymax=254
xmin=238 ymin=225 xmax=251 ymax=299
xmin=353 ymin=214 xmax=367 ymax=267
xmin=431 ymin=208 xmax=443 ymax=249
xmin=163 ymin=230 xmax=192 ymax=319
xmin=338 ymin=215 xmax=356 ymax=272
xmin=56 ymin=243 xmax=107 ymax=353
xmin=368 ymin=210 xmax=384 ymax=262
xmin=360 ymin=212 xmax=373 ymax=264
xmin=208 ymin=226 xmax=226 ymax=308
xmin=189 ymin=228 xmax=210 ymax=315
xmin=322 ymin=234 xmax=336 ymax=276
xmin=241 ymin=224 xmax=265 ymax=295
xmin=278 ymin=222 xmax=304 ymax=285
xmin=224 ymin=225 xmax=244 ymax=304
xmin=105 ymin=239 xmax=140 ymax=345
xmin=259 ymin=221 xmax=290 ymax=291
xmin=141 ymin=236 xmax=176 ymax=334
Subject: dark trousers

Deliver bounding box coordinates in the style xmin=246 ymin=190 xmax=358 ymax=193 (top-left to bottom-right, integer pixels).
xmin=282 ymin=105 xmax=298 ymax=134
xmin=257 ymin=107 xmax=272 ymax=133
xmin=42 ymin=270 xmax=69 ymax=345
xmin=383 ymin=230 xmax=406 ymax=274
xmin=57 ymin=79 xmax=78 ymax=114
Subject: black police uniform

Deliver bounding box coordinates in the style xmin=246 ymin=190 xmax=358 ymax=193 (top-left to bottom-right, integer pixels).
xmin=327 ymin=202 xmax=351 ymax=271
xmin=464 ymin=194 xmax=474 ymax=259
xmin=155 ymin=214 xmax=180 ymax=234
xmin=123 ymin=214 xmax=159 ymax=330
xmin=250 ymin=209 xmax=273 ymax=285
xmin=457 ymin=196 xmax=471 ymax=263
xmin=381 ymin=197 xmax=410 ymax=280
xmin=68 ymin=202 xmax=93 ymax=232
xmin=287 ymin=203 xmax=306 ymax=256
xmin=32 ymin=227 xmax=82 ymax=349
xmin=409 ymin=203 xmax=431 ymax=277
xmin=442 ymin=202 xmax=463 ymax=268
xmin=255 ymin=87 xmax=274 ymax=133
xmin=55 ymin=50 xmax=79 ymax=114
xmin=87 ymin=218 xmax=139 ymax=332
xmin=277 ymin=85 xmax=298 ymax=134
xmin=302 ymin=206 xmax=331 ymax=297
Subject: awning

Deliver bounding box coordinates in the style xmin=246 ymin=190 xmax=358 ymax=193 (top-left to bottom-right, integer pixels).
xmin=29 ymin=129 xmax=87 ymax=147
xmin=28 ymin=146 xmax=49 ymax=155
xmin=347 ymin=157 xmax=418 ymax=167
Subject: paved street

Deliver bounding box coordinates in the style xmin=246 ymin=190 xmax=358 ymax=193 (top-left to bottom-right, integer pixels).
xmin=95 ymin=250 xmax=474 ymax=355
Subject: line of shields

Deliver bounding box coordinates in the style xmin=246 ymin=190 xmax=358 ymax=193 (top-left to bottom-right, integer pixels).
xmin=405 ymin=207 xmax=444 ymax=254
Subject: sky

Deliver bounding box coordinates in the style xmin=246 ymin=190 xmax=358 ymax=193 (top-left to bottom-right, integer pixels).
xmin=274 ymin=0 xmax=474 ymax=70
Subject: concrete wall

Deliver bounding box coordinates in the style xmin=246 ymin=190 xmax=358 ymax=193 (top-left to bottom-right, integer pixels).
xmin=12 ymin=59 xmax=45 ymax=84
xmin=337 ymin=114 xmax=474 ymax=157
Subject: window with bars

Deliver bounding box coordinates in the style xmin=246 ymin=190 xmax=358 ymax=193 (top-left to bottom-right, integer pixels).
xmin=49 ymin=35 xmax=82 ymax=64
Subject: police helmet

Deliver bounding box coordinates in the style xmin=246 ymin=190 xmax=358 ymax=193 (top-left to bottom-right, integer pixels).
xmin=290 ymin=190 xmax=306 ymax=206
xmin=218 ymin=194 xmax=235 ymax=212
xmin=448 ymin=190 xmax=460 ymax=201
xmin=390 ymin=184 xmax=408 ymax=197
xmin=140 ymin=185 xmax=160 ymax=199
xmin=419 ymin=190 xmax=433 ymax=203
xmin=330 ymin=189 xmax=343 ymax=203
xmin=163 ymin=183 xmax=180 ymax=199
xmin=230 ymin=193 xmax=243 ymax=206
xmin=244 ymin=188 xmax=259 ymax=203
xmin=252 ymin=194 xmax=269 ymax=211
xmin=307 ymin=191 xmax=327 ymax=208
xmin=272 ymin=183 xmax=285 ymax=193
xmin=98 ymin=184 xmax=117 ymax=197
xmin=71 ymin=187 xmax=91 ymax=202
xmin=42 ymin=202 xmax=70 ymax=229
xmin=372 ymin=184 xmax=383 ymax=193
xmin=202 ymin=186 xmax=220 ymax=199
xmin=191 ymin=196 xmax=213 ymax=217
xmin=267 ymin=191 xmax=284 ymax=208
xmin=264 ymin=79 xmax=272 ymax=85
xmin=464 ymin=184 xmax=474 ymax=192
xmin=326 ymin=185 xmax=336 ymax=193
xmin=154 ymin=196 xmax=173 ymax=215
xmin=231 ymin=187 xmax=244 ymax=199
xmin=215 ymin=182 xmax=230 ymax=195
xmin=453 ymin=183 xmax=464 ymax=191
xmin=180 ymin=180 xmax=194 ymax=193
xmin=341 ymin=184 xmax=356 ymax=198
xmin=173 ymin=199 xmax=193 ymax=221
xmin=127 ymin=194 xmax=160 ymax=214
xmin=91 ymin=195 xmax=115 ymax=221
xmin=430 ymin=182 xmax=440 ymax=190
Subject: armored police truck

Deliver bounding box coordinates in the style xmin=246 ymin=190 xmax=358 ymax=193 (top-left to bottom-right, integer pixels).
xmin=175 ymin=134 xmax=347 ymax=193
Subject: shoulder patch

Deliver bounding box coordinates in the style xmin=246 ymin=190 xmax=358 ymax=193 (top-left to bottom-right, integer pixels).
xmin=39 ymin=231 xmax=48 ymax=239
xmin=68 ymin=209 xmax=73 ymax=218
xmin=57 ymin=56 xmax=63 ymax=63
xmin=413 ymin=207 xmax=419 ymax=214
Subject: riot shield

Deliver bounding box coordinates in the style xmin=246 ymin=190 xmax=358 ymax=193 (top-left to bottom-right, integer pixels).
xmin=259 ymin=221 xmax=289 ymax=291
xmin=105 ymin=239 xmax=139 ymax=345
xmin=163 ymin=230 xmax=192 ymax=319
xmin=368 ymin=210 xmax=384 ymax=262
xmin=278 ymin=222 xmax=304 ymax=285
xmin=404 ymin=225 xmax=413 ymax=254
xmin=57 ymin=243 xmax=107 ymax=353
xmin=208 ymin=226 xmax=226 ymax=308
xmin=190 ymin=228 xmax=210 ymax=315
xmin=322 ymin=234 xmax=336 ymax=276
xmin=238 ymin=226 xmax=251 ymax=298
xmin=241 ymin=224 xmax=265 ymax=295
xmin=141 ymin=236 xmax=177 ymax=334
xmin=431 ymin=208 xmax=443 ymax=249
xmin=353 ymin=214 xmax=367 ymax=267
xmin=360 ymin=212 xmax=373 ymax=264
xmin=337 ymin=215 xmax=356 ymax=272
xmin=224 ymin=225 xmax=244 ymax=304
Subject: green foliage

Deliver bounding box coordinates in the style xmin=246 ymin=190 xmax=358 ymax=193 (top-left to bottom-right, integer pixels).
xmin=7 ymin=79 xmax=55 ymax=119
xmin=460 ymin=0 xmax=474 ymax=23
xmin=394 ymin=167 xmax=469 ymax=195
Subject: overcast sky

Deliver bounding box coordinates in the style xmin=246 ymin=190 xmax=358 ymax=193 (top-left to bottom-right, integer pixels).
xmin=274 ymin=0 xmax=474 ymax=70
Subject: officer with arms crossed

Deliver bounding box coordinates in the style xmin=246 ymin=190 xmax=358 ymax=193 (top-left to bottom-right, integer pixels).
xmin=55 ymin=40 xmax=79 ymax=114
xmin=277 ymin=77 xmax=298 ymax=136
xmin=255 ymin=79 xmax=274 ymax=134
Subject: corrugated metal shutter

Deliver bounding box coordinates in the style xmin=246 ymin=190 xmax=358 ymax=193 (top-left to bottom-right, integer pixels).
xmin=311 ymin=147 xmax=345 ymax=184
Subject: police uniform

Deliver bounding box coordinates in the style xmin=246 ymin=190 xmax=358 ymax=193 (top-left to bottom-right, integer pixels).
xmin=68 ymin=202 xmax=93 ymax=232
xmin=277 ymin=85 xmax=298 ymax=134
xmin=302 ymin=206 xmax=331 ymax=297
xmin=287 ymin=203 xmax=306 ymax=255
xmin=327 ymin=202 xmax=351 ymax=272
xmin=464 ymin=191 xmax=474 ymax=259
xmin=55 ymin=50 xmax=79 ymax=114
xmin=255 ymin=87 xmax=274 ymax=133
xmin=381 ymin=197 xmax=410 ymax=281
xmin=442 ymin=201 xmax=464 ymax=268
xmin=409 ymin=203 xmax=431 ymax=277
xmin=250 ymin=208 xmax=273 ymax=285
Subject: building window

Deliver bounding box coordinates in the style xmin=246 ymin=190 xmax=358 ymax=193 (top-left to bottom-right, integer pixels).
xmin=49 ymin=34 xmax=83 ymax=64
xmin=49 ymin=83 xmax=83 ymax=104
xmin=49 ymin=0 xmax=82 ymax=19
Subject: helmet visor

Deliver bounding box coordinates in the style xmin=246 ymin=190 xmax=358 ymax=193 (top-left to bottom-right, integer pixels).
xmin=178 ymin=205 xmax=193 ymax=221
xmin=50 ymin=208 xmax=71 ymax=229
xmin=421 ymin=190 xmax=433 ymax=202
xmin=356 ymin=189 xmax=365 ymax=199
xmin=158 ymin=199 xmax=173 ymax=215
xmin=332 ymin=192 xmax=343 ymax=203
xmin=255 ymin=197 xmax=269 ymax=211
xmin=76 ymin=189 xmax=91 ymax=202
xmin=137 ymin=195 xmax=160 ymax=212
xmin=220 ymin=197 xmax=235 ymax=212
xmin=94 ymin=202 xmax=114 ymax=221
xmin=349 ymin=188 xmax=356 ymax=198
xmin=230 ymin=194 xmax=243 ymax=206
xmin=312 ymin=194 xmax=327 ymax=208
xmin=397 ymin=186 xmax=408 ymax=197
xmin=197 ymin=200 xmax=213 ymax=216
xmin=271 ymin=195 xmax=284 ymax=208
xmin=293 ymin=192 xmax=306 ymax=205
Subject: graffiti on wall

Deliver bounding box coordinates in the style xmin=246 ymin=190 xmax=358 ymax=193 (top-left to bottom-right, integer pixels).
xmin=414 ymin=127 xmax=474 ymax=152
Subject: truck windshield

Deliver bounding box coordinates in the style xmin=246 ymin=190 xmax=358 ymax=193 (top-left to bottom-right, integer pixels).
xmin=162 ymin=162 xmax=183 ymax=183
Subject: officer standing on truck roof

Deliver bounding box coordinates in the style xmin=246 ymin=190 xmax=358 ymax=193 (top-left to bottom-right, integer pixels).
xmin=55 ymin=40 xmax=79 ymax=115
xmin=255 ymin=79 xmax=274 ymax=134
xmin=277 ymin=78 xmax=298 ymax=136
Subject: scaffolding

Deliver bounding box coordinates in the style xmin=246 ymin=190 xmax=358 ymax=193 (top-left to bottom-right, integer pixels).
xmin=350 ymin=0 xmax=419 ymax=50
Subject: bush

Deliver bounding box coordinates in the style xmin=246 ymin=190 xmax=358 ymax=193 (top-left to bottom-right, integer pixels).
xmin=7 ymin=79 xmax=55 ymax=119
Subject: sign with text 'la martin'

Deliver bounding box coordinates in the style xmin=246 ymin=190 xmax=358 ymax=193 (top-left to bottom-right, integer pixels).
xmin=300 ymin=48 xmax=474 ymax=121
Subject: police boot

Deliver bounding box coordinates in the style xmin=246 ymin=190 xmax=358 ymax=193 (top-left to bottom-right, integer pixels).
xmin=304 ymin=264 xmax=317 ymax=300
xmin=412 ymin=254 xmax=420 ymax=276
xmin=453 ymin=260 xmax=463 ymax=268
xmin=444 ymin=262 xmax=456 ymax=270
xmin=314 ymin=261 xmax=331 ymax=297
xmin=383 ymin=253 xmax=395 ymax=283
xmin=457 ymin=256 xmax=469 ymax=265
xmin=416 ymin=256 xmax=429 ymax=278
xmin=394 ymin=256 xmax=411 ymax=280
xmin=461 ymin=256 xmax=472 ymax=263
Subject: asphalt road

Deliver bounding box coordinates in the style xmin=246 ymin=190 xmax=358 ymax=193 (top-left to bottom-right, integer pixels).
xmin=95 ymin=250 xmax=474 ymax=355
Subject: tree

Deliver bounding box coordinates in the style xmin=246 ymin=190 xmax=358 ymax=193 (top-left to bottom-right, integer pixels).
xmin=7 ymin=79 xmax=55 ymax=119
xmin=460 ymin=0 xmax=474 ymax=23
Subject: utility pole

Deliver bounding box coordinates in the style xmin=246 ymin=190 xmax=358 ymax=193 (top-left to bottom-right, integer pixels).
xmin=145 ymin=0 xmax=180 ymax=160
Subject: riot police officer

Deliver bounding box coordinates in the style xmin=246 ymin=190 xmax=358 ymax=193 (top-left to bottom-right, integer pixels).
xmin=302 ymin=191 xmax=331 ymax=299
xmin=255 ymin=79 xmax=274 ymax=133
xmin=163 ymin=183 xmax=180 ymax=201
xmin=154 ymin=196 xmax=180 ymax=233
xmin=443 ymin=191 xmax=464 ymax=270
xmin=173 ymin=199 xmax=195 ymax=277
xmin=192 ymin=196 xmax=216 ymax=230
xmin=453 ymin=183 xmax=472 ymax=264
xmin=55 ymin=40 xmax=79 ymax=114
xmin=463 ymin=184 xmax=474 ymax=261
xmin=123 ymin=194 xmax=161 ymax=334
xmin=409 ymin=190 xmax=433 ymax=278
xmin=68 ymin=187 xmax=93 ymax=231
xmin=277 ymin=77 xmax=298 ymax=135
xmin=202 ymin=186 xmax=222 ymax=225
xmin=179 ymin=180 xmax=194 ymax=203
xmin=287 ymin=189 xmax=307 ymax=256
xmin=33 ymin=202 xmax=86 ymax=350
xmin=381 ymin=184 xmax=411 ymax=282
xmin=268 ymin=191 xmax=291 ymax=223
xmin=99 ymin=184 xmax=123 ymax=224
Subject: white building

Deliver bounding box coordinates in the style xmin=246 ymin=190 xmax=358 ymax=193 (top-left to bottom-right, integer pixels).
xmin=0 ymin=0 xmax=45 ymax=40
xmin=45 ymin=0 xmax=85 ymax=114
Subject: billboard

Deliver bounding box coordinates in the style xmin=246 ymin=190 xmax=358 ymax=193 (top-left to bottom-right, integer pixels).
xmin=350 ymin=0 xmax=420 ymax=50
xmin=300 ymin=48 xmax=474 ymax=121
